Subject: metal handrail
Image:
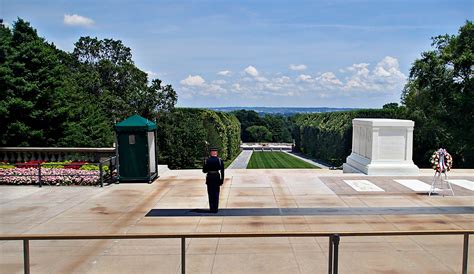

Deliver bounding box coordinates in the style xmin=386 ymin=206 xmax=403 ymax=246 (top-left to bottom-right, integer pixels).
xmin=1 ymin=230 xmax=471 ymax=274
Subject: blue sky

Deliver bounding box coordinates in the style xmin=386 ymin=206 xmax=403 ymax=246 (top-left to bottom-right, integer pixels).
xmin=2 ymin=0 xmax=472 ymax=108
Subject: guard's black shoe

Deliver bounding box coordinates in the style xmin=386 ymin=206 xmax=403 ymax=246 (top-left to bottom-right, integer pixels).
xmin=210 ymin=209 xmax=218 ymax=213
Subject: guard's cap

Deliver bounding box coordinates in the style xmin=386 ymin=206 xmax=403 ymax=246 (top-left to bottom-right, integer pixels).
xmin=209 ymin=147 xmax=219 ymax=152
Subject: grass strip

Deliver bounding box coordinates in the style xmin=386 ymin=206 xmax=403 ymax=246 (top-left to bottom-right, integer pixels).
xmin=247 ymin=152 xmax=318 ymax=169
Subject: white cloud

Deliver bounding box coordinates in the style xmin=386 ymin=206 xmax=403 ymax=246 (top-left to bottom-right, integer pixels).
xmin=217 ymin=70 xmax=231 ymax=76
xmin=179 ymin=56 xmax=406 ymax=100
xmin=212 ymin=79 xmax=227 ymax=85
xmin=316 ymin=72 xmax=343 ymax=87
xmin=244 ymin=66 xmax=259 ymax=77
xmin=180 ymin=75 xmax=229 ymax=98
xmin=180 ymin=75 xmax=206 ymax=86
xmin=232 ymin=83 xmax=242 ymax=91
xmin=342 ymin=56 xmax=405 ymax=92
xmin=64 ymin=14 xmax=95 ymax=27
xmin=289 ymin=64 xmax=307 ymax=71
xmin=297 ymin=74 xmax=313 ymax=82
xmin=373 ymin=56 xmax=405 ymax=80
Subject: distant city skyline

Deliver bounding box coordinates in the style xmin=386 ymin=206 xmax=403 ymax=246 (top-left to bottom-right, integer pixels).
xmin=3 ymin=0 xmax=472 ymax=107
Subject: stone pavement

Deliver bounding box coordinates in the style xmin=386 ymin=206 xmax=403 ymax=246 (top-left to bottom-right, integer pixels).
xmin=0 ymin=169 xmax=473 ymax=273
xmin=227 ymin=150 xmax=253 ymax=169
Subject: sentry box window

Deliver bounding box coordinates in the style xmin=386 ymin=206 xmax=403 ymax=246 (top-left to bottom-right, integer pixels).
xmin=129 ymin=134 xmax=136 ymax=144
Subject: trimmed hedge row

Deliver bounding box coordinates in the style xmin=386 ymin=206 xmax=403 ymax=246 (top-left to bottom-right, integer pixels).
xmin=293 ymin=109 xmax=402 ymax=166
xmin=156 ymin=108 xmax=241 ymax=169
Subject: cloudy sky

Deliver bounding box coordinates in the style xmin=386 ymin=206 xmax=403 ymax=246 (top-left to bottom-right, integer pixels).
xmin=2 ymin=0 xmax=472 ymax=107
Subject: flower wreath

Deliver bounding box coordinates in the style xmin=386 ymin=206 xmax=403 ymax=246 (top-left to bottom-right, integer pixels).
xmin=430 ymin=148 xmax=453 ymax=172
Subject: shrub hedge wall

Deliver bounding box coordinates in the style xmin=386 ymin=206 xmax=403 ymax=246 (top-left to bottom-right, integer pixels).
xmin=293 ymin=109 xmax=402 ymax=166
xmin=156 ymin=108 xmax=241 ymax=169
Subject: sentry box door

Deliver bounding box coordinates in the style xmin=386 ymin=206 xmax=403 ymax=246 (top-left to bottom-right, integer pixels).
xmin=118 ymin=133 xmax=148 ymax=179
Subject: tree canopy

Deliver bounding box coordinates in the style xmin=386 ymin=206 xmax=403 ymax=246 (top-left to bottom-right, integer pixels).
xmin=232 ymin=110 xmax=292 ymax=143
xmin=402 ymin=20 xmax=473 ymax=167
xmin=0 ymin=19 xmax=177 ymax=147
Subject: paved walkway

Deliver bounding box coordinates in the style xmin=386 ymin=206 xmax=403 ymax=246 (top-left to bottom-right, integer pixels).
xmin=284 ymin=151 xmax=331 ymax=169
xmin=1 ymin=169 xmax=473 ymax=273
xmin=227 ymin=150 xmax=253 ymax=169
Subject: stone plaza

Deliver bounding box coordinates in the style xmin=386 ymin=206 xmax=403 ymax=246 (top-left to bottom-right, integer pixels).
xmin=1 ymin=168 xmax=473 ymax=273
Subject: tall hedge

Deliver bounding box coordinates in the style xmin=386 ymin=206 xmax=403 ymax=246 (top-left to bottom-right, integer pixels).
xmin=293 ymin=109 xmax=402 ymax=166
xmin=156 ymin=108 xmax=241 ymax=169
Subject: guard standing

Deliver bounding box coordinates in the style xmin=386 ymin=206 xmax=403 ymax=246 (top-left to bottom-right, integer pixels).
xmin=202 ymin=148 xmax=225 ymax=213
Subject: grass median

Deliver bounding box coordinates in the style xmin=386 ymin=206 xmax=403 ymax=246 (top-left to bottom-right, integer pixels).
xmin=247 ymin=151 xmax=319 ymax=169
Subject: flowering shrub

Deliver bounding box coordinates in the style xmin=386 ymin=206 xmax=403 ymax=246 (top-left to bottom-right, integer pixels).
xmin=16 ymin=160 xmax=45 ymax=168
xmin=0 ymin=167 xmax=100 ymax=185
xmin=64 ymin=161 xmax=87 ymax=169
xmin=14 ymin=160 xmax=89 ymax=169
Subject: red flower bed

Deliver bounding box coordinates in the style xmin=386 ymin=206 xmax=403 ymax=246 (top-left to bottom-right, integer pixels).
xmin=16 ymin=160 xmax=46 ymax=168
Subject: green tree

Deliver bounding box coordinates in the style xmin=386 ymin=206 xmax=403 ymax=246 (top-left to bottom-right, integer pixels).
xmin=382 ymin=103 xmax=399 ymax=110
xmin=402 ymin=21 xmax=473 ymax=167
xmin=72 ymin=36 xmax=177 ymax=123
xmin=0 ymin=19 xmax=176 ymax=148
xmin=245 ymin=125 xmax=272 ymax=142
xmin=262 ymin=115 xmax=292 ymax=142
xmin=0 ymin=19 xmax=71 ymax=146
xmin=232 ymin=110 xmax=262 ymax=141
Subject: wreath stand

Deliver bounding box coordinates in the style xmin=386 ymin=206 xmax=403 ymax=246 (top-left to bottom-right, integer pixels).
xmin=428 ymin=148 xmax=454 ymax=196
xmin=428 ymin=170 xmax=454 ymax=196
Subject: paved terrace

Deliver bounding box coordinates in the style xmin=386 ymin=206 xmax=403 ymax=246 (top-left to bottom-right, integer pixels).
xmin=1 ymin=169 xmax=473 ymax=273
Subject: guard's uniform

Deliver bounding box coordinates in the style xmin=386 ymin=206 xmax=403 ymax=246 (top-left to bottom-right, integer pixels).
xmin=203 ymin=156 xmax=224 ymax=213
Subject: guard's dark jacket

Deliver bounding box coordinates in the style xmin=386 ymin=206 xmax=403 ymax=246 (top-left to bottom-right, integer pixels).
xmin=202 ymin=156 xmax=225 ymax=185
xmin=202 ymin=156 xmax=224 ymax=212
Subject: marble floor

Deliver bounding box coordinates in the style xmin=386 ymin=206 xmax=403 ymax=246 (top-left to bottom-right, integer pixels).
xmin=0 ymin=169 xmax=473 ymax=273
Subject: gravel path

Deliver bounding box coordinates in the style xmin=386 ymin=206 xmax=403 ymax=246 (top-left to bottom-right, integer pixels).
xmin=227 ymin=150 xmax=253 ymax=169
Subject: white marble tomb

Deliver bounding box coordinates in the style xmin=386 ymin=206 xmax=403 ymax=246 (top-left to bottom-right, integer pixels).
xmin=343 ymin=118 xmax=420 ymax=175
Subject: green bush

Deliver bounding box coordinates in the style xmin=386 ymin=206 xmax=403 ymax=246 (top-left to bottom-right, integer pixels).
xmin=80 ymin=164 xmax=109 ymax=172
xmin=156 ymin=108 xmax=241 ymax=169
xmin=293 ymin=109 xmax=402 ymax=166
xmin=41 ymin=161 xmax=72 ymax=169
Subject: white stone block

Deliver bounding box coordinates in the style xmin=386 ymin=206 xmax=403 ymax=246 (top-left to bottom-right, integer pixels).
xmin=343 ymin=118 xmax=419 ymax=175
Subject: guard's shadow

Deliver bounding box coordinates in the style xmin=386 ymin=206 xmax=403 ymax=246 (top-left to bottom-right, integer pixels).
xmin=146 ymin=208 xmax=220 ymax=217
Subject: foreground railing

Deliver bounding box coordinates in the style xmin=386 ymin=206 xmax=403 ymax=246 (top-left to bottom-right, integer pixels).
xmin=0 ymin=230 xmax=471 ymax=274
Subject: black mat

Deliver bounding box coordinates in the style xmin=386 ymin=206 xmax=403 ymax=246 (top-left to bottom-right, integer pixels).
xmin=146 ymin=206 xmax=474 ymax=217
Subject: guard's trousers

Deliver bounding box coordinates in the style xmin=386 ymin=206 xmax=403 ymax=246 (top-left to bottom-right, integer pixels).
xmin=207 ymin=184 xmax=220 ymax=212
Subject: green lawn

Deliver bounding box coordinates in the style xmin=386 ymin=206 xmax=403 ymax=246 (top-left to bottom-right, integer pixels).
xmin=247 ymin=152 xmax=319 ymax=169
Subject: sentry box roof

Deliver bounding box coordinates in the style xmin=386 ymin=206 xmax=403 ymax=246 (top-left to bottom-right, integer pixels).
xmin=114 ymin=114 xmax=157 ymax=132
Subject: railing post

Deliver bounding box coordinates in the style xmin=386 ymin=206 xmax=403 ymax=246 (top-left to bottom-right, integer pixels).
xmin=333 ymin=234 xmax=340 ymax=274
xmin=181 ymin=237 xmax=186 ymax=274
xmin=99 ymin=162 xmax=104 ymax=188
xmin=23 ymin=240 xmax=30 ymax=274
xmin=328 ymin=236 xmax=333 ymax=274
xmin=37 ymin=163 xmax=42 ymax=188
xmin=463 ymin=233 xmax=469 ymax=274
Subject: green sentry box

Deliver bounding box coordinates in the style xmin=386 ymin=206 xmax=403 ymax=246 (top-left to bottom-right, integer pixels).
xmin=114 ymin=115 xmax=158 ymax=182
